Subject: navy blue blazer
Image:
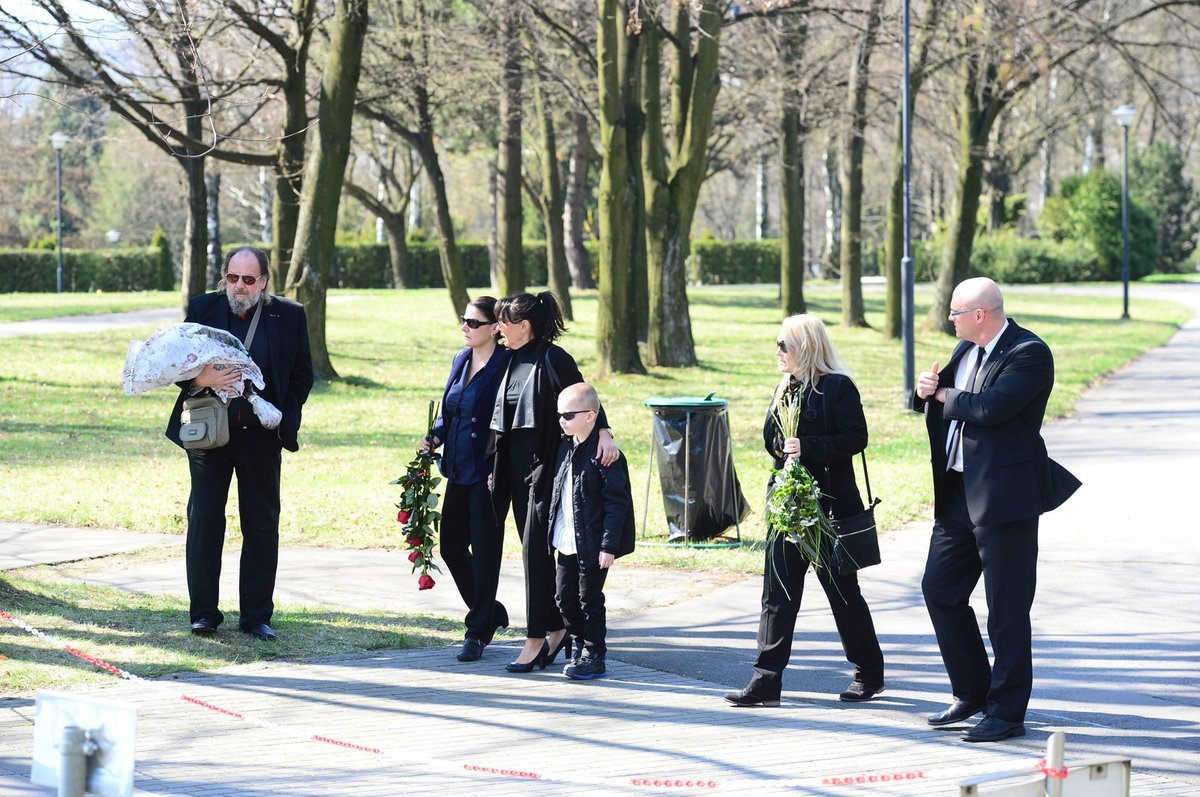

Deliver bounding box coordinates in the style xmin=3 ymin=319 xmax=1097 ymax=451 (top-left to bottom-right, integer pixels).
xmin=165 ymin=292 xmax=313 ymax=452
xmin=431 ymin=346 xmax=511 ymax=484
xmin=913 ymin=320 xmax=1079 ymax=526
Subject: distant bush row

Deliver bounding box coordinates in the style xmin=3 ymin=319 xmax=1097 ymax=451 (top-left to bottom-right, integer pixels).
xmin=2 ymin=234 xmax=1135 ymax=294
xmin=0 ymin=244 xmax=173 ymax=293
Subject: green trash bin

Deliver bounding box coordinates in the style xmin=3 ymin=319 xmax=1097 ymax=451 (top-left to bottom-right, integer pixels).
xmin=642 ymin=393 xmax=748 ymax=545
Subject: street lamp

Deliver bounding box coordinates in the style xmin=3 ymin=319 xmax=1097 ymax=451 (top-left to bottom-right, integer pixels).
xmin=49 ymin=131 xmax=70 ymax=293
xmin=1112 ymin=105 xmax=1136 ymax=320
xmin=900 ymin=0 xmax=916 ymax=407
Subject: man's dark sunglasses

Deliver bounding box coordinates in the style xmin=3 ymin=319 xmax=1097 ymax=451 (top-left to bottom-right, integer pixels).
xmin=557 ymin=409 xmax=594 ymax=421
xmin=460 ymin=316 xmax=493 ymax=329
xmin=226 ymin=273 xmax=262 ymax=285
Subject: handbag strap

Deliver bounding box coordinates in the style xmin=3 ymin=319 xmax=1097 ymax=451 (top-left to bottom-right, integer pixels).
xmin=814 ymin=384 xmax=876 ymax=507
xmin=242 ymin=300 xmax=263 ymax=349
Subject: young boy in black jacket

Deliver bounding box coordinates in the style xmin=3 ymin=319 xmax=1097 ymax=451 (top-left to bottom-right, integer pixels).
xmin=547 ymin=382 xmax=636 ymax=680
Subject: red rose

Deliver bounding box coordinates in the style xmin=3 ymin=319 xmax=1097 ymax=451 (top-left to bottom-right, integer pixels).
xmin=418 ymin=574 xmax=435 ymax=590
xmin=405 ymin=535 xmax=422 ymax=547
xmin=408 ymin=550 xmax=421 ymax=563
xmin=397 ymin=509 xmax=411 ymax=524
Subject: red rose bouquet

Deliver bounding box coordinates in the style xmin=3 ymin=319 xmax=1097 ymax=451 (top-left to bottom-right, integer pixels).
xmin=391 ymin=401 xmax=442 ymax=590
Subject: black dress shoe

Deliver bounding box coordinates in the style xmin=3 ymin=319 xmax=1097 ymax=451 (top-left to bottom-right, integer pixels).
xmin=190 ymin=618 xmax=217 ymax=636
xmin=480 ymin=603 xmax=509 ymax=646
xmin=243 ymin=623 xmax=277 ymax=641
xmin=723 ymin=688 xmax=780 ymax=707
xmin=927 ymin=698 xmax=986 ymax=727
xmin=963 ymin=715 xmax=1026 ymax=743
xmin=839 ymin=680 xmax=885 ymax=702
xmin=457 ymin=637 xmax=485 ymax=662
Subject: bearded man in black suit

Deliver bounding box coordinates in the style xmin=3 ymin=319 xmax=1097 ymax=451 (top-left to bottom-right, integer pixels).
xmin=914 ymin=277 xmax=1079 ymax=742
xmin=166 ymin=247 xmax=313 ymax=641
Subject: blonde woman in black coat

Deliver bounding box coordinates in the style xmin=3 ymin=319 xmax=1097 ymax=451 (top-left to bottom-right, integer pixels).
xmin=725 ymin=314 xmax=885 ymax=707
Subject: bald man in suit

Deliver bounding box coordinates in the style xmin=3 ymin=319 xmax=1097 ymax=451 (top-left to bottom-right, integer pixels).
xmin=914 ymin=277 xmax=1079 ymax=742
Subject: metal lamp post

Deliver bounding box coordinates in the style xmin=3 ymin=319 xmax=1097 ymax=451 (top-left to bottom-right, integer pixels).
xmin=900 ymin=0 xmax=915 ymax=407
xmin=49 ymin=131 xmax=70 ymax=293
xmin=1112 ymin=105 xmax=1136 ymax=320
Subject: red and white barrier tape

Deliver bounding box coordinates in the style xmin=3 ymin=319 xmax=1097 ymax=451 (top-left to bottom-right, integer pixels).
xmin=3 ymin=606 xmax=1050 ymax=790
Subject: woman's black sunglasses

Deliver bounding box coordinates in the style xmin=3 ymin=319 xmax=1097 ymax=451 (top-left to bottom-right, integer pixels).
xmin=777 ymin=340 xmax=788 ymax=353
xmin=460 ymin=316 xmax=493 ymax=329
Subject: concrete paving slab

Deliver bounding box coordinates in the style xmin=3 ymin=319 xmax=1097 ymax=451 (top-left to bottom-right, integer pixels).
xmin=0 ymin=648 xmax=1192 ymax=796
xmin=0 ymin=524 xmax=178 ymax=571
xmin=0 ymin=308 xmax=178 ymax=339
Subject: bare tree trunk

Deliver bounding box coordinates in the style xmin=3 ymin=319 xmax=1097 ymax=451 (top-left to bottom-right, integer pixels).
xmin=756 ymin=149 xmax=769 ymax=240
xmin=495 ymin=5 xmax=525 ymax=297
xmin=594 ymin=0 xmax=646 ymax=375
xmin=779 ymin=14 xmax=808 ymax=317
xmin=258 ymin=166 xmax=272 ymax=244
xmin=641 ymin=0 xmax=721 ymax=368
xmin=285 ymin=0 xmax=370 ymax=380
xmin=488 ymin=160 xmax=499 ymax=292
xmin=564 ymin=110 xmax=595 ymax=289
xmin=181 ymin=153 xmax=209 ymax=311
xmin=206 ymin=171 xmax=222 ymax=288
xmin=822 ymin=140 xmax=840 ymax=280
xmin=882 ymin=0 xmax=942 ymax=338
xmin=838 ymin=0 xmax=883 ymax=329
xmin=929 ymin=51 xmax=997 ymax=333
xmin=532 ymin=77 xmax=573 ymax=318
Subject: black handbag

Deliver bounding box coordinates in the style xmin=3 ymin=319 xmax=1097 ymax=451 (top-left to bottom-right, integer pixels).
xmin=828 ymin=456 xmax=881 ymax=574
xmin=817 ymin=392 xmax=881 ymax=574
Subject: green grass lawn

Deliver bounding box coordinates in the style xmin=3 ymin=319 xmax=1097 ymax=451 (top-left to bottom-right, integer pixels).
xmin=0 ymin=291 xmax=178 ymax=323
xmin=1 ymin=284 xmax=1189 ymax=573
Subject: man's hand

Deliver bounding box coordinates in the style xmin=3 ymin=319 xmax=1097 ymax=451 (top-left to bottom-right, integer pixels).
xmin=916 ymin=362 xmax=940 ymax=400
xmin=596 ymin=432 xmax=620 ymax=467
xmin=598 ymin=551 xmax=615 ymax=569
xmin=192 ymin=363 xmax=241 ymax=391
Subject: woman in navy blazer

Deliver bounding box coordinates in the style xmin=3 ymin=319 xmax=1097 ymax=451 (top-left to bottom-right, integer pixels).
xmin=422 ymin=296 xmax=512 ymax=662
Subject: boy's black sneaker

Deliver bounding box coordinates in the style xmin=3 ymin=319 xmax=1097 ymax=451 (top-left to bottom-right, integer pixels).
xmin=563 ymin=650 xmax=606 ymax=680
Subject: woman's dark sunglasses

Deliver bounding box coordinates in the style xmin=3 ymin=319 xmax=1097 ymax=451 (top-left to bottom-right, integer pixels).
xmin=557 ymin=409 xmax=593 ymax=421
xmin=777 ymin=340 xmax=788 ymax=353
xmin=460 ymin=316 xmax=493 ymax=329
xmin=226 ymin=273 xmax=261 ymax=285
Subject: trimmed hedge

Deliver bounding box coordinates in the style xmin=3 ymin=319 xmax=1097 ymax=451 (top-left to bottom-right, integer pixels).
xmin=690 ymin=239 xmax=780 ymax=284
xmin=967 ymin=232 xmax=1104 ymax=284
xmin=0 ymin=247 xmax=173 ymax=293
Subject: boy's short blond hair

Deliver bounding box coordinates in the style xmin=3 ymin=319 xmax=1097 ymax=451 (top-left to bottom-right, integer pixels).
xmin=559 ymin=382 xmax=600 ymax=411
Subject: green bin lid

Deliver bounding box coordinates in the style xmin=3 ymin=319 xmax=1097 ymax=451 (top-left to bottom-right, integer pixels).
xmin=643 ymin=392 xmax=728 ymax=409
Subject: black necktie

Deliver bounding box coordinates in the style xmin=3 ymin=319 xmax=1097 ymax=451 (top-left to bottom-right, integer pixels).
xmin=945 ymin=346 xmax=987 ymax=471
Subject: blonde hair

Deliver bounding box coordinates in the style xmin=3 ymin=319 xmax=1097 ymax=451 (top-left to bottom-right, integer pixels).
xmin=774 ymin=314 xmax=852 ymax=402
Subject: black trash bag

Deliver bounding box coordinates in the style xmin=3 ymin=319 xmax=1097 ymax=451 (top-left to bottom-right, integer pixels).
xmin=647 ymin=400 xmax=749 ymax=542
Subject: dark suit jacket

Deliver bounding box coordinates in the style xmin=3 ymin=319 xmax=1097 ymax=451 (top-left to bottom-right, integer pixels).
xmin=763 ymin=373 xmax=867 ymax=520
xmin=430 ymin=345 xmax=511 ymax=483
xmin=912 ymin=319 xmax=1079 ymax=526
xmin=165 ymin=292 xmax=314 ymax=452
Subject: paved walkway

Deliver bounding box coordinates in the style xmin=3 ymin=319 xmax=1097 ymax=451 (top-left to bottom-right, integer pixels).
xmin=2 ymin=283 xmax=1198 ymax=794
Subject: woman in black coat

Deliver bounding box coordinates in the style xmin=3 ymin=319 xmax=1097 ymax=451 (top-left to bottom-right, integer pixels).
xmin=488 ymin=292 xmax=619 ymax=672
xmin=421 ymin=297 xmax=511 ymax=662
xmin=725 ymin=313 xmax=885 ymax=706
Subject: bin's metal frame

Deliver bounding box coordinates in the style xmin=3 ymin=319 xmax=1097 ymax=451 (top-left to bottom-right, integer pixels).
xmin=640 ymin=405 xmax=742 ymax=549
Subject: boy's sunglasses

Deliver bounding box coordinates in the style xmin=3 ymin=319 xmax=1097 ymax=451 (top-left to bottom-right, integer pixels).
xmin=557 ymin=409 xmax=593 ymax=421
xmin=460 ymin=316 xmax=493 ymax=329
xmin=226 ymin=273 xmax=262 ymax=285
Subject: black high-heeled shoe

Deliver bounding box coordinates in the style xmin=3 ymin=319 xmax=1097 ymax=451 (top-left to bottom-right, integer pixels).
xmin=546 ymin=633 xmax=573 ymax=665
xmin=504 ymin=641 xmax=549 ymax=673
